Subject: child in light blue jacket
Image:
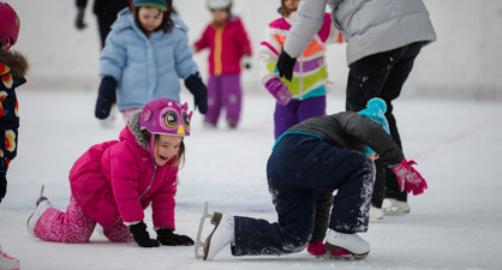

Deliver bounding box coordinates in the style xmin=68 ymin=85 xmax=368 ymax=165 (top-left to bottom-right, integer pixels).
xmin=95 ymin=0 xmax=207 ymax=121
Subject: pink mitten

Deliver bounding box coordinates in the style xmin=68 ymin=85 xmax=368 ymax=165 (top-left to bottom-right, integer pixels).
xmin=391 ymin=159 xmax=428 ymax=195
xmin=265 ymin=77 xmax=292 ymax=105
xmin=307 ymin=241 xmax=326 ymax=256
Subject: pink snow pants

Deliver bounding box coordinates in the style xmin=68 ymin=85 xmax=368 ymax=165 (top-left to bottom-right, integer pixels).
xmin=33 ymin=197 xmax=132 ymax=243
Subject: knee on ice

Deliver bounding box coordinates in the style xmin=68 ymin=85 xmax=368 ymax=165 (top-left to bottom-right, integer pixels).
xmin=282 ymin=231 xmax=311 ymax=253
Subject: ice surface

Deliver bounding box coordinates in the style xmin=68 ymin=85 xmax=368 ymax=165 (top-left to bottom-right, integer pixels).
xmin=1 ymin=90 xmax=502 ymax=269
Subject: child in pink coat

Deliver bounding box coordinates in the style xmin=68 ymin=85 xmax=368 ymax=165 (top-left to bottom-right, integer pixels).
xmin=27 ymin=98 xmax=195 ymax=248
xmin=194 ymin=0 xmax=252 ymax=128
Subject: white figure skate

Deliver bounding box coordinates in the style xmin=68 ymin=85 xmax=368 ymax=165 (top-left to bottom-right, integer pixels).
xmin=369 ymin=206 xmax=384 ymax=222
xmin=0 ymin=246 xmax=20 ymax=270
xmin=383 ymin=198 xmax=410 ymax=216
xmin=194 ymin=202 xmax=234 ymax=261
xmin=325 ymin=229 xmax=370 ymax=260
xmin=27 ymin=185 xmax=51 ymax=235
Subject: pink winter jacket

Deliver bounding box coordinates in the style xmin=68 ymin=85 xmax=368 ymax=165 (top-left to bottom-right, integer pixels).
xmin=69 ymin=127 xmax=178 ymax=230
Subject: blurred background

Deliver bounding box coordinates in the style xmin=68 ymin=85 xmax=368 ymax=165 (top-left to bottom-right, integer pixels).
xmin=7 ymin=0 xmax=502 ymax=101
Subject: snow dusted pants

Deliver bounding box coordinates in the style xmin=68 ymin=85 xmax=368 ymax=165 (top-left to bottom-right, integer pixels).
xmin=231 ymin=134 xmax=375 ymax=256
xmin=204 ymin=74 xmax=242 ymax=126
xmin=33 ymin=197 xmax=131 ymax=243
xmin=273 ymin=96 xmax=326 ymax=139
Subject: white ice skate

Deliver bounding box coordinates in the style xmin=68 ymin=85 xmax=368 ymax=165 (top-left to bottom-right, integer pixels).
xmin=325 ymin=229 xmax=370 ymax=260
xmin=27 ymin=185 xmax=52 ymax=235
xmin=0 ymin=246 xmax=20 ymax=270
xmin=194 ymin=202 xmax=234 ymax=261
xmin=383 ymin=199 xmax=410 ymax=216
xmin=369 ymin=206 xmax=384 ymax=222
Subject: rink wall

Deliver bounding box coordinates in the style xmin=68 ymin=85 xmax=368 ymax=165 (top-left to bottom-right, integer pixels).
xmin=7 ymin=0 xmax=502 ymax=100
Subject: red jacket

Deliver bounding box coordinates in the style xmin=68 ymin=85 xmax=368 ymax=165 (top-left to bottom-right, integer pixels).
xmin=194 ymin=16 xmax=252 ymax=76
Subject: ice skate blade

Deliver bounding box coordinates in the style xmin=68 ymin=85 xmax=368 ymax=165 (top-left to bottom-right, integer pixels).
xmin=383 ymin=209 xmax=410 ymax=216
xmin=195 ymin=202 xmax=211 ymax=259
xmin=26 ymin=185 xmax=50 ymax=234
xmin=203 ymin=212 xmax=223 ymax=260
xmin=325 ymin=244 xmax=369 ymax=260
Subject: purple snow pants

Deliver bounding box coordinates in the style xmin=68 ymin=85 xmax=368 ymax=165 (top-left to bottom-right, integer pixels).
xmin=204 ymin=74 xmax=243 ymax=127
xmin=33 ymin=197 xmax=132 ymax=243
xmin=274 ymin=96 xmax=327 ymax=139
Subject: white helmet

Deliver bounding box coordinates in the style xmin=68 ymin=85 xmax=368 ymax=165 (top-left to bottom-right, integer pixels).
xmin=207 ymin=0 xmax=233 ymax=10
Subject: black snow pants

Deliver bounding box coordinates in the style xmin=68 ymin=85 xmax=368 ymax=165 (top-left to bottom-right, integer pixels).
xmin=345 ymin=42 xmax=425 ymax=206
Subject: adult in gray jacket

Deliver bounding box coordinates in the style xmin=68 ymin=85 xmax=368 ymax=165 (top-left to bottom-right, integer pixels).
xmin=276 ymin=0 xmax=436 ymax=217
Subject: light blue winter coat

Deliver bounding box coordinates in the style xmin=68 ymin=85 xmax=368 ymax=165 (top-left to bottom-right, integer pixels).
xmin=100 ymin=9 xmax=199 ymax=111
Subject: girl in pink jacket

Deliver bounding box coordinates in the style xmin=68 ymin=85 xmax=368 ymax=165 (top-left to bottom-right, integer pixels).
xmin=194 ymin=0 xmax=252 ymax=129
xmin=27 ymin=98 xmax=194 ymax=248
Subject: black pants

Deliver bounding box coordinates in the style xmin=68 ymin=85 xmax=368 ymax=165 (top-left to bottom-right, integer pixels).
xmin=345 ymin=42 xmax=424 ymax=206
xmin=231 ymin=135 xmax=375 ymax=256
xmin=97 ymin=16 xmax=115 ymax=49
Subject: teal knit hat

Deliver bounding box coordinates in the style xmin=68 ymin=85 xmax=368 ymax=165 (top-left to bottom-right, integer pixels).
xmin=133 ymin=0 xmax=167 ymax=11
xmin=357 ymin=98 xmax=390 ymax=156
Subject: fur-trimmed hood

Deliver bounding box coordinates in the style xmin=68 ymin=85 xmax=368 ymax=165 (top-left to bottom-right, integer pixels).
xmin=126 ymin=111 xmax=149 ymax=150
xmin=0 ymin=49 xmax=28 ymax=78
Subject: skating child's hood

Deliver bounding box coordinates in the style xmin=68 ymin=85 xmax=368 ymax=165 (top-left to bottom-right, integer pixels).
xmin=0 ymin=49 xmax=28 ymax=78
xmin=124 ymin=111 xmax=149 ymax=150
xmin=112 ymin=9 xmax=189 ymax=34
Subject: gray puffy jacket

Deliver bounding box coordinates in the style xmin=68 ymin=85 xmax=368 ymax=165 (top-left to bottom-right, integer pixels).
xmin=285 ymin=0 xmax=437 ymax=65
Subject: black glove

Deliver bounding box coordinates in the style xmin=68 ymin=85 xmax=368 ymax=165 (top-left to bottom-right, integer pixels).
xmin=276 ymin=50 xmax=297 ymax=81
xmin=75 ymin=8 xmax=87 ymax=30
xmin=156 ymin=228 xmax=194 ymax=246
xmin=0 ymin=175 xmax=6 ymax=204
xmin=128 ymin=221 xmax=160 ymax=248
xmin=94 ymin=76 xmax=117 ymax=120
xmin=184 ymin=73 xmax=208 ymax=114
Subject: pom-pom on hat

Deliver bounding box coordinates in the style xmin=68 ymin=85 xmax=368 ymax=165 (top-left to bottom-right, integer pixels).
xmin=357 ymin=98 xmax=390 ymax=155
xmin=357 ymin=97 xmax=390 ymax=133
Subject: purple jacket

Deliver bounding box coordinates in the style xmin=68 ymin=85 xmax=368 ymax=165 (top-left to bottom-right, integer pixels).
xmin=69 ymin=126 xmax=178 ymax=229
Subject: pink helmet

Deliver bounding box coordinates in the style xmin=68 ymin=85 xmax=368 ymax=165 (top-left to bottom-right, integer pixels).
xmin=139 ymin=98 xmax=192 ymax=137
xmin=0 ymin=2 xmax=20 ymax=50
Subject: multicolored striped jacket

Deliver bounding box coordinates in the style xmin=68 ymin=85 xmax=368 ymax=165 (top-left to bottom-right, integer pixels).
xmin=0 ymin=51 xmax=27 ymax=176
xmin=259 ymin=13 xmax=338 ymax=100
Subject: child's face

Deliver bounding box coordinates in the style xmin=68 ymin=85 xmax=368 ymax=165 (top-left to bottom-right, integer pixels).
xmin=154 ymin=135 xmax=182 ymax=166
xmin=212 ymin=10 xmax=230 ymax=24
xmin=138 ymin=7 xmax=164 ymax=32
xmin=284 ymin=0 xmax=300 ymax=14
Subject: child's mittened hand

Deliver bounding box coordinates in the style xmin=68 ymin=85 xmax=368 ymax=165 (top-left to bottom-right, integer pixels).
xmin=95 ymin=76 xmax=117 ymax=120
xmin=391 ymin=159 xmax=428 ymax=195
xmin=184 ymin=73 xmax=208 ymax=114
xmin=156 ymin=228 xmax=194 ymax=246
xmin=265 ymin=77 xmax=292 ymax=105
xmin=276 ymin=50 xmax=297 ymax=81
xmin=307 ymin=241 xmax=326 ymax=256
xmin=128 ymin=221 xmax=160 ymax=248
